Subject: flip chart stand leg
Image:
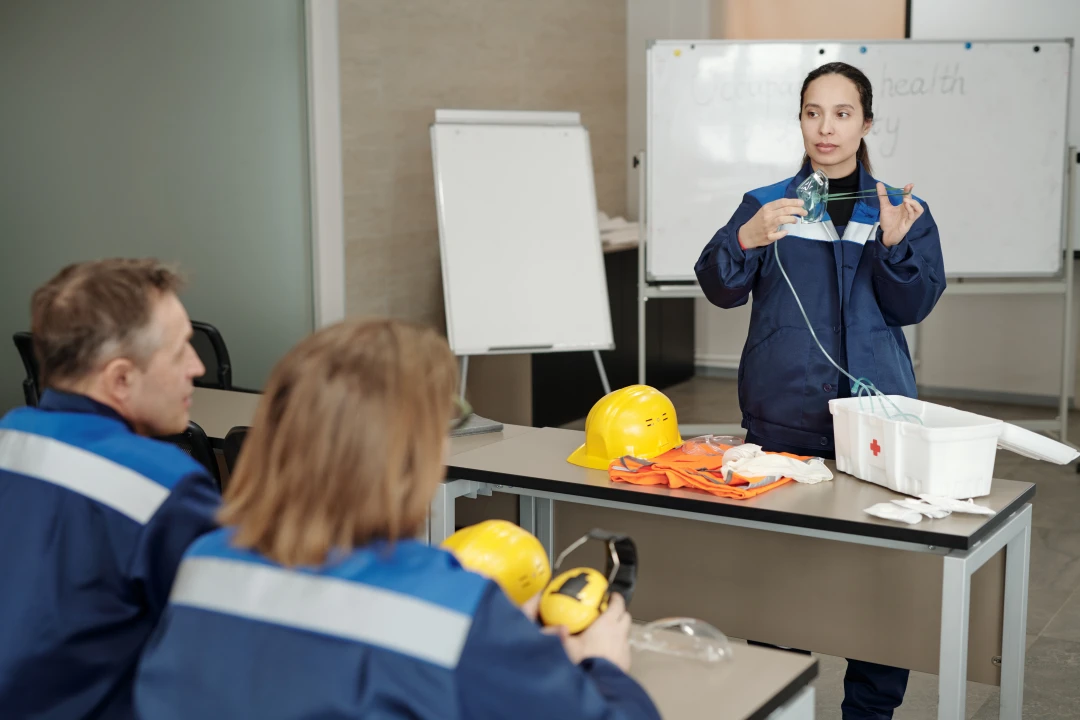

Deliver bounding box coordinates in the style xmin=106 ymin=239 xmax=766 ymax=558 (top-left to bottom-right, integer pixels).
xmin=636 ymin=150 xmax=648 ymax=386
xmin=987 ymin=146 xmax=1078 ymax=450
xmin=592 ymin=350 xmax=612 ymax=396
xmin=1060 ymin=146 xmax=1075 ymax=449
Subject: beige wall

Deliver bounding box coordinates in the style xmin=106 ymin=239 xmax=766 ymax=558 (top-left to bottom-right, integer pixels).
xmin=715 ymin=0 xmax=906 ymax=40
xmin=338 ymin=0 xmax=627 ymax=424
xmin=339 ymin=0 xmax=627 ymax=330
xmin=918 ymin=274 xmax=1080 ymax=401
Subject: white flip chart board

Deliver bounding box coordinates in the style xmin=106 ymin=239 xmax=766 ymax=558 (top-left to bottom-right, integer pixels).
xmin=647 ymin=40 xmax=1071 ymax=281
xmin=431 ymin=110 xmax=614 ymax=356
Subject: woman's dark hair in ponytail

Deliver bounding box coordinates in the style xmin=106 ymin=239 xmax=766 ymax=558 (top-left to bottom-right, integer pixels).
xmin=799 ymin=62 xmax=874 ymax=174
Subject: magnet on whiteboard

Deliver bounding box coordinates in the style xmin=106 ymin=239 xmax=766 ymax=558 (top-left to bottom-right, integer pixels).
xmin=674 ymin=49 xmax=681 ymax=57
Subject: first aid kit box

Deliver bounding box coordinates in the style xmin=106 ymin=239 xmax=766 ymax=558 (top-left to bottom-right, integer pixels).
xmin=829 ymin=395 xmax=1078 ymax=499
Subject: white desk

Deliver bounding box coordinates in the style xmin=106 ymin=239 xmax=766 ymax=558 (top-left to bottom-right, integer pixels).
xmin=442 ymin=427 xmax=1034 ymax=720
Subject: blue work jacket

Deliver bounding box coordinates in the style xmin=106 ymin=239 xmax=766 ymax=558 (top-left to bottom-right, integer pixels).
xmin=695 ymin=162 xmax=945 ymax=453
xmin=134 ymin=530 xmax=661 ymax=720
xmin=0 ymin=390 xmax=220 ymax=718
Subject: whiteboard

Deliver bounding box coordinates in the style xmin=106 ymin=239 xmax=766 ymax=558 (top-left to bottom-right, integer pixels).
xmin=647 ymin=40 xmax=1070 ymax=280
xmin=911 ymin=1 xmax=1080 ymax=250
xmin=431 ymin=111 xmax=614 ymax=356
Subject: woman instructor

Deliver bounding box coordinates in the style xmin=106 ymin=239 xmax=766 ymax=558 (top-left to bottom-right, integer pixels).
xmin=695 ymin=62 xmax=946 ymax=720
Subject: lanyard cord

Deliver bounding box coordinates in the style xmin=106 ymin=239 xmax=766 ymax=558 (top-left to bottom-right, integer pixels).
xmin=772 ymin=237 xmax=923 ymax=425
xmin=823 ymin=189 xmax=910 ymax=201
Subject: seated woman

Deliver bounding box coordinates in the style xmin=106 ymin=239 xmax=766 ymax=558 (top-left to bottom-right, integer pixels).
xmin=134 ymin=319 xmax=659 ymax=720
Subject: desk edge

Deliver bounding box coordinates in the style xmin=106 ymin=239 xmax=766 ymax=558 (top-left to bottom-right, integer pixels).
xmin=964 ymin=482 xmax=1036 ymax=548
xmin=445 ymin=464 xmax=1036 ymax=551
xmin=745 ymin=657 xmax=818 ymax=720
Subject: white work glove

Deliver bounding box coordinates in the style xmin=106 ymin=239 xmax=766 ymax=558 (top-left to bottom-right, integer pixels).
xmin=892 ymin=498 xmax=951 ymax=520
xmin=917 ymin=495 xmax=996 ymax=515
xmin=720 ymin=443 xmax=762 ymax=466
xmin=864 ymin=502 xmax=924 ymax=525
xmin=865 ymin=496 xmax=982 ymax=525
xmin=723 ymin=452 xmax=833 ymax=485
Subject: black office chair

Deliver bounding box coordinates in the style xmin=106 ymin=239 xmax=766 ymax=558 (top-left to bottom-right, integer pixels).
xmin=191 ymin=321 xmax=233 ymax=390
xmin=222 ymin=426 xmax=249 ymax=477
xmin=13 ymin=332 xmax=41 ymax=407
xmin=161 ymin=421 xmax=222 ymax=492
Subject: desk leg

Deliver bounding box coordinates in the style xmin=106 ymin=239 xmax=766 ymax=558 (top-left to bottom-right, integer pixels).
xmin=429 ymin=482 xmax=456 ymax=545
xmin=519 ymin=496 xmax=556 ymax=567
xmin=999 ymin=512 xmax=1031 ymax=719
xmin=767 ymin=685 xmax=814 ymax=719
xmin=519 ymin=496 xmax=536 ymax=535
xmin=938 ymin=554 xmax=971 ymax=720
xmin=536 ymin=497 xmax=554 ymax=567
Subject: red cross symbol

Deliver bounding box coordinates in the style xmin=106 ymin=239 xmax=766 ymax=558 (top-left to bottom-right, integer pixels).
xmin=870 ymin=439 xmax=882 ymax=456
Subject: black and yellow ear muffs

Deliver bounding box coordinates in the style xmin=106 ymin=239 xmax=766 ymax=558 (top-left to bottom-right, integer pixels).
xmin=539 ymin=529 xmax=637 ymax=634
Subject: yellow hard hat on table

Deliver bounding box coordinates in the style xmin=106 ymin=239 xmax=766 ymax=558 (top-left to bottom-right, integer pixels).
xmin=567 ymin=385 xmax=682 ymax=469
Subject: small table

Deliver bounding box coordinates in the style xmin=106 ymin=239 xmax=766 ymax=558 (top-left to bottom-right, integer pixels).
xmin=631 ymin=637 xmax=817 ymax=719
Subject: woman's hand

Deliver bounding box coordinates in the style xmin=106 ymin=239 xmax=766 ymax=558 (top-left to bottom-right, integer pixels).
xmin=521 ymin=593 xmax=541 ymax=622
xmin=878 ymin=182 xmax=923 ymax=248
xmin=561 ymin=594 xmax=634 ymax=671
xmin=540 ymin=593 xmax=634 ymax=672
xmin=737 ymin=198 xmax=808 ymax=249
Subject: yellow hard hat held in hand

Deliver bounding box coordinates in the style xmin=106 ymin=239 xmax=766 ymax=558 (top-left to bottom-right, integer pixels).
xmin=567 ymin=385 xmax=682 ymax=470
xmin=441 ymin=520 xmax=551 ymax=607
xmin=539 ymin=530 xmax=638 ymax=634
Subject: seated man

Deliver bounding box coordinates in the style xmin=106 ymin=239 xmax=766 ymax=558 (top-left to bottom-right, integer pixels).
xmin=0 ymin=259 xmax=220 ymax=719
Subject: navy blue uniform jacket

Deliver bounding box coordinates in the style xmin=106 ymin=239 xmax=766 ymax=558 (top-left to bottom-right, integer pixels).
xmin=134 ymin=530 xmax=661 ymax=720
xmin=694 ymin=162 xmax=945 ymax=454
xmin=0 ymin=390 xmax=220 ymax=719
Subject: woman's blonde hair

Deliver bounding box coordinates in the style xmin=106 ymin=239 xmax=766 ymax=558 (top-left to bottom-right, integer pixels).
xmin=219 ymin=319 xmax=458 ymax=567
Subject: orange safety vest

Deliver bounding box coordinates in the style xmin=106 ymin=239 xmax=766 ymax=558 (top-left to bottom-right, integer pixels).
xmin=608 ymin=445 xmax=806 ymax=500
